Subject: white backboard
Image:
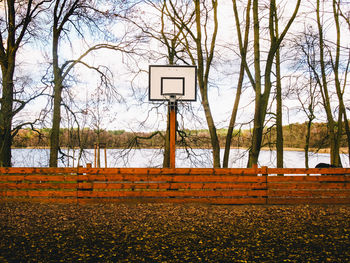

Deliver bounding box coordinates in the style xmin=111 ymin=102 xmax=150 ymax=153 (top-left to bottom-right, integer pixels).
xmin=149 ymin=65 xmax=197 ymax=101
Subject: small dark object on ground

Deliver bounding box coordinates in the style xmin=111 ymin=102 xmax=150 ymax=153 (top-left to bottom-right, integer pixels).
xmin=315 ymin=163 xmax=337 ymax=168
xmin=315 ymin=162 xmax=344 ymax=175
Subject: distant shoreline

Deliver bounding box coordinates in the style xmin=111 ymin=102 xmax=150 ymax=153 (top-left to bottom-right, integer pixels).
xmin=11 ymin=146 xmax=349 ymax=154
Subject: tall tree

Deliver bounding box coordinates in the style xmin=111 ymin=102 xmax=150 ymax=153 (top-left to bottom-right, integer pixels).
xmin=144 ymin=0 xmax=220 ymax=167
xmin=291 ymin=26 xmax=320 ymax=168
xmin=274 ymin=5 xmax=283 ymax=169
xmin=316 ymin=0 xmax=338 ymax=166
xmin=180 ymin=0 xmax=220 ymax=167
xmin=315 ymin=0 xmax=348 ymax=166
xmin=0 ymin=0 xmax=49 ymax=167
xmin=223 ymin=0 xmax=252 ymax=168
xmin=289 ymin=0 xmax=349 ymax=167
xmin=331 ymin=0 xmax=350 ymax=165
xmin=48 ymin=0 xmax=128 ymax=166
xmin=247 ymin=0 xmax=301 ymax=167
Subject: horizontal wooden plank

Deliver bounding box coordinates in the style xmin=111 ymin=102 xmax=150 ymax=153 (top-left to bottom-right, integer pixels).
xmin=267 ymin=197 xmax=350 ymax=205
xmin=77 ymin=174 xmax=265 ymax=182
xmin=77 ymin=168 xmax=260 ymax=175
xmin=267 ymin=189 xmax=350 ymax=197
xmin=0 ymin=175 xmax=77 ymax=182
xmin=268 ymin=182 xmax=350 ymax=190
xmin=0 ymin=198 xmax=77 ymax=204
xmin=268 ymin=168 xmax=350 ymax=175
xmin=0 ymin=167 xmax=79 ymax=174
xmin=0 ymin=190 xmax=77 ymax=198
xmin=0 ymin=182 xmax=77 ymax=190
xmin=77 ymin=189 xmax=267 ymax=198
xmin=0 ymin=167 xmax=349 ymax=176
xmin=87 ymin=182 xmax=267 ymax=190
xmin=79 ymin=167 xmax=341 ymax=176
xmin=267 ymin=175 xmax=350 ymax=182
xmin=77 ymin=197 xmax=267 ymax=205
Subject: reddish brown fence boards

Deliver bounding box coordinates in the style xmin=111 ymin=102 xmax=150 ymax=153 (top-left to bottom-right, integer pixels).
xmin=77 ymin=168 xmax=266 ymax=204
xmin=0 ymin=168 xmax=78 ymax=203
xmin=267 ymin=168 xmax=350 ymax=204
xmin=1 ymin=167 xmax=350 ymax=204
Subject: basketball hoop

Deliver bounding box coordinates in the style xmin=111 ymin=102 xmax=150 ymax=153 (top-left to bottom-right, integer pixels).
xmin=149 ymin=65 xmax=197 ymax=102
xmin=148 ymin=65 xmax=197 ymax=168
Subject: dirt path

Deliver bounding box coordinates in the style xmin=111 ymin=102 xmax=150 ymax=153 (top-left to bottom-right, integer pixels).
xmin=0 ymin=202 xmax=349 ymax=262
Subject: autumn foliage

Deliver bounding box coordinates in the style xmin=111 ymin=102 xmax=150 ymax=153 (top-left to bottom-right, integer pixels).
xmin=0 ymin=202 xmax=349 ymax=262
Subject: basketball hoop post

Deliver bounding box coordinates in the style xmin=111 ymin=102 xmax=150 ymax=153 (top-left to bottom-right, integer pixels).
xmin=169 ymin=98 xmax=176 ymax=169
xmin=148 ymin=65 xmax=197 ymax=169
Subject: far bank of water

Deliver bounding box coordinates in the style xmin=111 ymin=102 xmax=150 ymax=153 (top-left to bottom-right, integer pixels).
xmin=11 ymin=148 xmax=349 ymax=168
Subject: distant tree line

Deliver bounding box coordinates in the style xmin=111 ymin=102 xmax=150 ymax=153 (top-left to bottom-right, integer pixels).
xmin=12 ymin=122 xmax=349 ymax=152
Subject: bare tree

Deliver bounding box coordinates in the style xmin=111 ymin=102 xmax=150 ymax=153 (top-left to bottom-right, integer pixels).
xmin=313 ymin=0 xmax=349 ymax=166
xmin=223 ymin=0 xmax=252 ymax=168
xmin=47 ymin=0 xmax=131 ymax=167
xmin=331 ymin=0 xmax=350 ymax=164
xmin=274 ymin=5 xmax=283 ymax=169
xmin=0 ymin=0 xmax=50 ymax=167
xmin=116 ymin=0 xmax=195 ymax=167
xmin=165 ymin=0 xmax=221 ymax=167
xmin=290 ymin=25 xmax=322 ymax=168
xmin=247 ymin=0 xmax=301 ymax=167
xmin=287 ymin=0 xmax=349 ymax=167
xmin=122 ymin=0 xmax=221 ymax=167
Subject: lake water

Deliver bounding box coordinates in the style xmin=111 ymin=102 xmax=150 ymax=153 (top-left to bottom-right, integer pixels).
xmin=11 ymin=148 xmax=350 ymax=168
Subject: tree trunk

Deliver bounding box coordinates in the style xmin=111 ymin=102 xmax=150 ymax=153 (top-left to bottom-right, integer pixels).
xmin=331 ymin=0 xmax=344 ymax=167
xmin=49 ymin=81 xmax=63 ymax=167
xmin=223 ymin=0 xmax=251 ymax=168
xmin=0 ymin=1 xmax=23 ymax=167
xmin=0 ymin=69 xmax=14 ymax=167
xmin=275 ymin=7 xmax=283 ymax=169
xmin=248 ymin=95 xmax=264 ymax=167
xmin=316 ymin=0 xmax=340 ymax=166
xmin=343 ymin=112 xmax=350 ymax=164
xmin=304 ymin=119 xmax=312 ymax=169
xmin=276 ymin=59 xmax=284 ymax=168
xmin=194 ymin=0 xmax=220 ymax=168
xmin=49 ymin=28 xmax=62 ymax=167
xmin=248 ymin=0 xmax=263 ymax=167
xmin=223 ymin=62 xmax=244 ymax=168
xmin=202 ymin=95 xmax=221 ymax=168
xmin=248 ymin=0 xmax=300 ymax=167
xmin=248 ymin=0 xmax=280 ymax=167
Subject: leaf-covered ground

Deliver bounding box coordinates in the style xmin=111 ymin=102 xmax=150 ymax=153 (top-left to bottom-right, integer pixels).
xmin=0 ymin=202 xmax=349 ymax=262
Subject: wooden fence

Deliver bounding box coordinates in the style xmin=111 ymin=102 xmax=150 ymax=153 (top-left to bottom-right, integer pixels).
xmin=0 ymin=167 xmax=349 ymax=204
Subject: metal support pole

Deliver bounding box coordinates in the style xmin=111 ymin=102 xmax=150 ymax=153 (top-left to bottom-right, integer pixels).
xmin=94 ymin=143 xmax=97 ymax=168
xmin=169 ymin=99 xmax=176 ymax=169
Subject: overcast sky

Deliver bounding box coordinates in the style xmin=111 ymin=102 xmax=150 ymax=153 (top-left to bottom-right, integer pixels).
xmin=11 ymin=0 xmax=350 ymax=132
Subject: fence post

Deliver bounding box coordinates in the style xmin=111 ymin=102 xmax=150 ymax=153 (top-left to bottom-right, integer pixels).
xmin=261 ymin=166 xmax=268 ymax=176
xmin=261 ymin=166 xmax=268 ymax=204
xmin=253 ymin=164 xmax=258 ymax=176
xmin=77 ymin=165 xmax=83 ymax=204
xmin=77 ymin=163 xmax=93 ymax=204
